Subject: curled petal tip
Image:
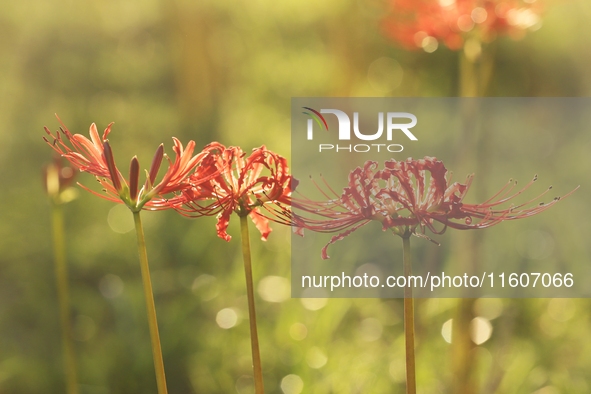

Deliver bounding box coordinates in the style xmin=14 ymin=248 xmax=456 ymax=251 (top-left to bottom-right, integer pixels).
xmin=102 ymin=122 xmax=114 ymax=140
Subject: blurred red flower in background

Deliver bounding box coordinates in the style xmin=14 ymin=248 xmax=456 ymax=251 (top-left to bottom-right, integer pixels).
xmin=382 ymin=0 xmax=544 ymax=52
xmin=43 ymin=156 xmax=77 ymax=200
xmin=294 ymin=157 xmax=576 ymax=259
xmin=172 ymin=143 xmax=296 ymax=241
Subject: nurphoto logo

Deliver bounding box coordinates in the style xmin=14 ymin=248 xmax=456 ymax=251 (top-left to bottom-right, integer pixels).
xmin=302 ymin=107 xmax=418 ymax=153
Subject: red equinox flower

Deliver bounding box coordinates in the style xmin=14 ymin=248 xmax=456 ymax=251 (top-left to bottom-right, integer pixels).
xmin=383 ymin=0 xmax=543 ymax=51
xmin=172 ymin=143 xmax=295 ymax=241
xmin=44 ymin=117 xmax=213 ymax=211
xmin=294 ymin=157 xmax=577 ymax=259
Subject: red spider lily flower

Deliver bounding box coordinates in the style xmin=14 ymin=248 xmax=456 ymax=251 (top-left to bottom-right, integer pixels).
xmin=293 ymin=157 xmax=577 ymax=259
xmin=382 ymin=0 xmax=543 ymax=52
xmin=44 ymin=117 xmax=214 ymax=211
xmin=172 ymin=143 xmax=296 ymax=241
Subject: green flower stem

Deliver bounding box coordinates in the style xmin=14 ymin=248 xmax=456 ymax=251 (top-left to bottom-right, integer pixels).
xmin=132 ymin=211 xmax=168 ymax=394
xmin=402 ymin=235 xmax=416 ymax=394
xmin=51 ymin=203 xmax=79 ymax=394
xmin=459 ymin=41 xmax=494 ymax=97
xmin=239 ymin=215 xmax=265 ymax=394
xmin=456 ymin=45 xmax=491 ymax=392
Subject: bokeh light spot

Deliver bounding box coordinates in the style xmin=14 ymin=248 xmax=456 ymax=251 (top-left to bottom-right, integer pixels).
xmin=359 ymin=318 xmax=383 ymax=342
xmin=441 ymin=318 xmax=453 ymax=343
xmin=99 ymin=274 xmax=124 ymax=299
xmin=107 ymin=204 xmax=134 ymax=234
xmin=464 ymin=38 xmax=482 ymax=62
xmin=414 ymin=31 xmax=428 ymax=48
xmin=471 ymin=7 xmax=488 ymax=23
xmin=473 ymin=298 xmax=504 ymax=320
xmin=438 ymin=0 xmax=456 ymax=7
xmin=258 ymin=275 xmax=290 ymax=303
xmin=192 ymin=274 xmax=219 ymax=301
xmin=280 ymin=374 xmax=304 ymax=394
xmin=457 ymin=15 xmax=474 ymax=32
xmin=547 ymin=298 xmax=575 ymax=322
xmin=300 ymin=288 xmax=328 ymax=311
xmin=367 ymin=57 xmax=403 ymax=93
xmin=470 ymin=317 xmax=493 ymax=345
xmin=235 ymin=375 xmax=254 ymax=394
xmin=389 ymin=360 xmax=405 ymax=383
xmin=306 ymin=347 xmax=327 ymax=369
xmin=216 ymin=308 xmax=239 ymax=329
xmin=421 ymin=36 xmax=439 ymax=53
xmin=289 ymin=323 xmax=308 ymax=341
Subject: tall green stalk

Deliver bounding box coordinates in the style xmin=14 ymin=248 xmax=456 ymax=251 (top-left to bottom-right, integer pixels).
xmin=132 ymin=211 xmax=168 ymax=394
xmin=239 ymin=215 xmax=265 ymax=394
xmin=51 ymin=203 xmax=79 ymax=394
xmin=402 ymin=234 xmax=416 ymax=394
xmin=453 ymin=46 xmax=493 ymax=393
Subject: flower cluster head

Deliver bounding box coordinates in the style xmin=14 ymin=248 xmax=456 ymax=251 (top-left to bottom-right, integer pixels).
xmin=382 ymin=0 xmax=543 ymax=52
xmin=171 ymin=143 xmax=295 ymax=242
xmin=294 ymin=157 xmax=576 ymax=259
xmin=44 ymin=116 xmax=214 ymax=212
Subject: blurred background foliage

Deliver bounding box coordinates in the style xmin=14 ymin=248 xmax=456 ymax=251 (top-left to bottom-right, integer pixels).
xmin=1 ymin=0 xmax=591 ymax=393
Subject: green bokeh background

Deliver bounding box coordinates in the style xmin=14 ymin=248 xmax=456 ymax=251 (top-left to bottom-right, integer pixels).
xmin=1 ymin=0 xmax=591 ymax=393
